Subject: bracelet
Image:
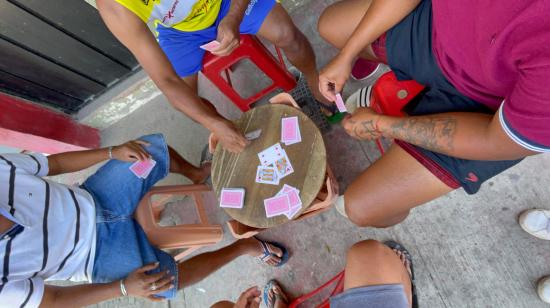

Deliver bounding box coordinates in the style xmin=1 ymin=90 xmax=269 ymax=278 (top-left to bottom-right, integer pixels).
xmin=119 ymin=279 xmax=128 ymax=297
xmin=108 ymin=146 xmax=113 ymax=160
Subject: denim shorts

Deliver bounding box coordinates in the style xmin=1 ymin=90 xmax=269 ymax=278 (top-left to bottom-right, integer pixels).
xmin=82 ymin=134 xmax=178 ymax=299
xmin=384 ymin=0 xmax=522 ymax=194
xmin=330 ymin=284 xmax=409 ymax=308
xmin=157 ymin=0 xmax=277 ymax=77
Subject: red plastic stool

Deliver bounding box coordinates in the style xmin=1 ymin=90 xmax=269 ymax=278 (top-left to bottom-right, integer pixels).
xmin=369 ymin=71 xmax=425 ymax=154
xmin=289 ymin=271 xmax=345 ymax=308
xmin=201 ymin=35 xmax=297 ymax=112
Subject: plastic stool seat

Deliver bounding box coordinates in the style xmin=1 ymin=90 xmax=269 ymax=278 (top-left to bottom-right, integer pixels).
xmin=202 ymin=35 xmax=297 ymax=112
xmin=135 ymin=184 xmax=223 ymax=261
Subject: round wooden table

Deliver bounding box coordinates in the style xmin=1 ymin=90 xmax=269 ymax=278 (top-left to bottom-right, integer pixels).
xmin=212 ymin=104 xmax=327 ymax=229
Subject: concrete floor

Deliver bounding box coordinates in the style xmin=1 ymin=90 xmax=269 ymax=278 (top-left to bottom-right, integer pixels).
xmin=73 ymin=1 xmax=550 ymax=307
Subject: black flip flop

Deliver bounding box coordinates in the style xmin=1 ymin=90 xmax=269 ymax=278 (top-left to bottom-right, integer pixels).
xmin=384 ymin=240 xmax=419 ymax=308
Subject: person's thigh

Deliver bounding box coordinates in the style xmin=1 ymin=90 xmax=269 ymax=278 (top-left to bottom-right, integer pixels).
xmin=344 ymin=144 xmax=454 ymax=227
xmin=82 ymin=134 xmax=170 ymax=216
xmin=317 ymin=0 xmax=377 ymax=60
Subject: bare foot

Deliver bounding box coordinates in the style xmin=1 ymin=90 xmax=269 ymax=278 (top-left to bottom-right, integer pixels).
xmin=267 ymin=282 xmax=289 ymax=308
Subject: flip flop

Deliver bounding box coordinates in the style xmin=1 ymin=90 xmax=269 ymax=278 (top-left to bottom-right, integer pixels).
xmin=263 ymin=279 xmax=289 ymax=308
xmin=255 ymin=237 xmax=289 ymax=267
xmin=200 ymin=144 xmax=213 ymax=166
xmin=345 ymin=85 xmax=373 ymax=114
xmin=384 ymin=240 xmax=419 ymax=308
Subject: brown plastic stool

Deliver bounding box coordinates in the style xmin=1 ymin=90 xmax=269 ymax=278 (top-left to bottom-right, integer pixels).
xmin=135 ymin=184 xmax=223 ymax=261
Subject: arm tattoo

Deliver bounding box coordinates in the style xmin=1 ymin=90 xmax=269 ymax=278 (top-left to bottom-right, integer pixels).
xmin=354 ymin=119 xmax=381 ymax=140
xmin=389 ymin=116 xmax=457 ymax=152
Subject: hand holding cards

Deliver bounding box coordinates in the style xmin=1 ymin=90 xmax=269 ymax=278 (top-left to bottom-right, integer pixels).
xmin=129 ymin=159 xmax=156 ymax=179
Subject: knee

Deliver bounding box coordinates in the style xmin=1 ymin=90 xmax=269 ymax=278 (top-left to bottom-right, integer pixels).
xmin=317 ymin=5 xmax=338 ymax=45
xmin=343 ymin=194 xmax=380 ymax=227
xmin=347 ymin=240 xmax=387 ymax=262
xmin=344 ymin=193 xmax=407 ymax=228
xmin=211 ymin=301 xmax=235 ymax=308
xmin=271 ymin=23 xmax=301 ymax=49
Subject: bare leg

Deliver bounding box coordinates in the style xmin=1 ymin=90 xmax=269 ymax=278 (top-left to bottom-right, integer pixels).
xmin=182 ymin=74 xmax=219 ymax=114
xmin=344 ymin=240 xmax=413 ymax=307
xmin=257 ymin=4 xmax=328 ymax=104
xmin=178 ymin=238 xmax=283 ymax=288
xmin=344 ymin=144 xmax=454 ymax=227
xmin=318 ymin=0 xmax=378 ymax=61
xmin=168 ymin=146 xmax=210 ymax=184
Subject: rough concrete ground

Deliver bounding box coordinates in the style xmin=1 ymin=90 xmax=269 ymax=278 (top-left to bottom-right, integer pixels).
xmin=63 ymin=1 xmax=550 ymax=307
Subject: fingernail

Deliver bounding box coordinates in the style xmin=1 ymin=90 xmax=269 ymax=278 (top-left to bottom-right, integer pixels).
xmin=171 ymin=276 xmax=175 ymax=280
xmin=170 ymin=284 xmax=175 ymax=289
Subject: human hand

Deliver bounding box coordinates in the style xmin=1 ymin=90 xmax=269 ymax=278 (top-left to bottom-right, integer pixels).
xmin=124 ymin=263 xmax=175 ymax=301
xmin=213 ymin=15 xmax=240 ymax=56
xmin=233 ymin=286 xmax=261 ymax=308
xmin=318 ymin=53 xmax=354 ymax=102
xmin=341 ymin=107 xmax=383 ymax=140
xmin=111 ymin=140 xmax=151 ymax=162
xmin=211 ymin=120 xmax=249 ymax=153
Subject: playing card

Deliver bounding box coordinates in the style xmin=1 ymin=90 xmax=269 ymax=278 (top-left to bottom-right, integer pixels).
xmin=220 ymin=188 xmax=245 ymax=209
xmin=255 ymin=165 xmax=279 ymax=185
xmin=273 ymin=152 xmax=294 ymax=178
xmin=281 ymin=117 xmax=300 ymax=144
xmin=199 ymin=40 xmax=221 ymax=52
xmin=245 ymin=129 xmax=262 ymax=141
xmin=258 ymin=143 xmax=284 ymax=166
xmin=275 ymin=185 xmax=302 ymax=219
xmin=335 ymin=93 xmax=348 ymax=113
xmin=264 ymin=194 xmax=291 ymax=218
xmin=129 ymin=159 xmax=157 ymax=179
xmin=286 ymin=204 xmax=302 ymax=219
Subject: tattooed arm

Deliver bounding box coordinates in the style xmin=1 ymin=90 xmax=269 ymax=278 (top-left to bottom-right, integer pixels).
xmin=342 ymin=107 xmax=537 ymax=160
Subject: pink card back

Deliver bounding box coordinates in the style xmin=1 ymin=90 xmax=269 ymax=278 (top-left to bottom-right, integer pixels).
xmin=282 ymin=117 xmax=298 ymax=141
xmin=264 ymin=195 xmax=290 ymax=217
xmin=221 ymin=191 xmax=242 ymax=207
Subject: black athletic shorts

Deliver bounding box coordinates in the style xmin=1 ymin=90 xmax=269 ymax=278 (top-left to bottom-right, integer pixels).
xmin=383 ymin=0 xmax=522 ymax=194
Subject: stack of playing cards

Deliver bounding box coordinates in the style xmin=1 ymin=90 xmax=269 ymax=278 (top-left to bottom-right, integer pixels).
xmin=264 ymin=184 xmax=302 ymax=219
xmin=129 ymin=159 xmax=157 ymax=179
xmin=219 ymin=188 xmax=245 ymax=209
xmin=281 ymin=116 xmax=302 ymax=145
xmin=256 ymin=143 xmax=294 ymax=185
